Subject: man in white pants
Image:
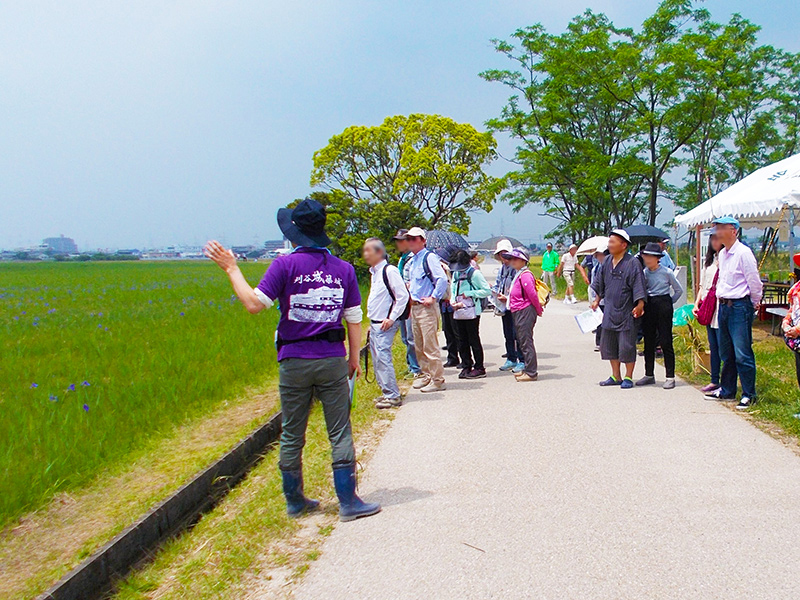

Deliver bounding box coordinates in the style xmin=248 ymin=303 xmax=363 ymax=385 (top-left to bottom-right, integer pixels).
xmin=363 ymin=238 xmax=410 ymax=408
xmin=558 ymin=244 xmax=589 ymax=304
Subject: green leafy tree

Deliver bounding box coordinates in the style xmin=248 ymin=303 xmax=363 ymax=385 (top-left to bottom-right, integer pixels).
xmin=604 ymin=0 xmax=715 ymax=224
xmin=674 ymin=13 xmax=773 ymax=209
xmin=481 ymin=13 xmax=650 ymax=241
xmin=311 ymin=114 xmax=499 ymax=234
xmin=675 ymin=17 xmax=798 ymax=211
xmin=485 ymin=0 xmax=800 ymax=234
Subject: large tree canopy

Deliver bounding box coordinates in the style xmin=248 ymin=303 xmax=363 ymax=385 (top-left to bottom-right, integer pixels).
xmin=482 ymin=0 xmax=800 ymax=240
xmin=482 ymin=13 xmax=649 ymax=241
xmin=311 ymin=113 xmax=500 ymax=234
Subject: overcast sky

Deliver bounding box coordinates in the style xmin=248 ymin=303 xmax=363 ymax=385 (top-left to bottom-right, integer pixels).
xmin=1 ymin=1 xmax=798 ymax=250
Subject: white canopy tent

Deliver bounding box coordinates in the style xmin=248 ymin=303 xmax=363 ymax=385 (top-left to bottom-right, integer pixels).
xmin=674 ymin=153 xmax=800 ymax=230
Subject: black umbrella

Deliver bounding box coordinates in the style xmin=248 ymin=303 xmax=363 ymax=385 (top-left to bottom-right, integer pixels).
xmin=624 ymin=224 xmax=670 ymax=244
xmin=425 ymin=230 xmax=469 ymax=252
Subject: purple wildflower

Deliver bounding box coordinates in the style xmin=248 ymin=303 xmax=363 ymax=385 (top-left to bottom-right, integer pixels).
xmin=98 ymin=324 xmax=103 ymax=328
xmin=67 ymin=384 xmax=76 ymax=392
xmin=31 ymin=383 xmax=38 ymax=389
xmin=180 ymin=312 xmax=185 ymax=316
xmin=82 ymin=381 xmax=90 ymax=387
xmin=82 ymin=404 xmax=89 ymax=412
xmin=98 ymin=312 xmax=103 ymax=317
xmin=49 ymin=395 xmax=58 ymax=402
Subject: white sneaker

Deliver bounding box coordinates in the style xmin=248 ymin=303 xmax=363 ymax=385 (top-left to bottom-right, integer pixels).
xmin=570 ymin=296 xmax=578 ymax=304
xmin=412 ymin=376 xmax=431 ymax=389
xmin=563 ymin=297 xmax=570 ymax=304
xmin=420 ymin=382 xmax=446 ymax=393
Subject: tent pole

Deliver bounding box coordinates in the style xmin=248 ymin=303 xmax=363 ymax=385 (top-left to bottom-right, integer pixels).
xmin=695 ymin=224 xmax=702 ymax=300
xmin=790 ymin=208 xmax=796 ymax=272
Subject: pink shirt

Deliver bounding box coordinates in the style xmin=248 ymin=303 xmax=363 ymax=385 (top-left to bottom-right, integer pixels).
xmin=716 ymin=240 xmax=763 ymax=306
xmin=509 ymin=269 xmax=543 ymax=315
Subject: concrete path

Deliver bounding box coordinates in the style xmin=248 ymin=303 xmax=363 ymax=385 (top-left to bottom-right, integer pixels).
xmin=293 ymin=261 xmax=800 ymax=599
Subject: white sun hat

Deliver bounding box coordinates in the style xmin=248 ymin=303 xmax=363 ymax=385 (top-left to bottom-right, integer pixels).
xmin=493 ymin=239 xmax=513 ymax=255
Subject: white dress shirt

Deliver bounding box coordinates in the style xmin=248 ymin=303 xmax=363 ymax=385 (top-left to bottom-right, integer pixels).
xmin=367 ymin=259 xmax=410 ymax=321
xmin=716 ymin=240 xmax=763 ymax=305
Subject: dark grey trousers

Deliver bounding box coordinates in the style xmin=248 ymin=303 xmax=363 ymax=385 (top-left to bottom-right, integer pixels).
xmin=278 ymin=356 xmax=356 ymax=470
xmin=512 ymin=305 xmax=538 ymax=377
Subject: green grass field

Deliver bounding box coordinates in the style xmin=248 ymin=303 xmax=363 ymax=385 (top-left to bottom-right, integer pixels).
xmin=675 ymin=322 xmax=800 ymax=437
xmin=0 ymin=261 xmax=280 ymax=527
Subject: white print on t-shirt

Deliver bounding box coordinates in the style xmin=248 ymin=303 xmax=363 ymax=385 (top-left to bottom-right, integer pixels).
xmin=288 ymin=286 xmax=345 ymax=323
xmin=293 ymin=271 xmax=342 ymax=286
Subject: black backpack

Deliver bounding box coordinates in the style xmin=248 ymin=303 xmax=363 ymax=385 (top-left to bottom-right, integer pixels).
xmin=382 ymin=265 xmax=411 ymax=321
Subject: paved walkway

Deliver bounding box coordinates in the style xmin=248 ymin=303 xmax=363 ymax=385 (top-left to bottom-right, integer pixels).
xmin=294 ymin=261 xmax=800 ymax=599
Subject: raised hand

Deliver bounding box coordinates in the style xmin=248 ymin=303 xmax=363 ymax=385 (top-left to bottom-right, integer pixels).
xmin=204 ymin=240 xmax=237 ymax=273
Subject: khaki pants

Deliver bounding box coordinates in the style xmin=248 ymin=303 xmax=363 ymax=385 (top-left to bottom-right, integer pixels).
xmin=411 ymin=303 xmax=445 ymax=385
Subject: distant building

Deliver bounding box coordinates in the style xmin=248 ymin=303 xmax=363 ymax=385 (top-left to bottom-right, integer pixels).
xmin=43 ymin=235 xmax=78 ymax=254
xmin=263 ymin=239 xmax=289 ymax=252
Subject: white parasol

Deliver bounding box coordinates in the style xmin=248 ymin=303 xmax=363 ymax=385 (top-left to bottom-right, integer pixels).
xmin=576 ymin=235 xmax=609 ymax=255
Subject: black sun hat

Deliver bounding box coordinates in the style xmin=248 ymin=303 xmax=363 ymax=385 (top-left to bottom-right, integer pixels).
xmin=277 ymin=199 xmax=331 ymax=247
xmin=641 ymin=242 xmax=665 ymax=257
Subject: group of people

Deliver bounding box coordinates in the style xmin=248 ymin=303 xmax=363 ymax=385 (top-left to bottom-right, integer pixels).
xmin=586 ymin=217 xmax=766 ymax=410
xmin=203 ymin=197 xmax=798 ymax=523
xmin=365 ymin=229 xmax=545 ymax=410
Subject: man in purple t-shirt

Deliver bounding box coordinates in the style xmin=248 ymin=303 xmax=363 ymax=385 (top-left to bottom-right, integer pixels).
xmin=204 ymin=199 xmax=380 ymax=522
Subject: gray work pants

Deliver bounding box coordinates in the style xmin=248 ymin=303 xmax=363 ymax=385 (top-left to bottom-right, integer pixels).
xmin=278 ymin=356 xmax=356 ymax=470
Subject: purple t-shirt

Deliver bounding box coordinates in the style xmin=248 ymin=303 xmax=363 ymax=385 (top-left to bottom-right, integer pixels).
xmin=257 ymin=248 xmax=361 ymax=361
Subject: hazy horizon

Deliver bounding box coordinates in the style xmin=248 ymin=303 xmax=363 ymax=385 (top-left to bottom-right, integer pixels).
xmin=2 ymin=1 xmax=798 ymax=251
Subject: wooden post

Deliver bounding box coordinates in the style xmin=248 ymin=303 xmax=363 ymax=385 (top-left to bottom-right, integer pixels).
xmin=694 ymin=224 xmax=702 ymax=300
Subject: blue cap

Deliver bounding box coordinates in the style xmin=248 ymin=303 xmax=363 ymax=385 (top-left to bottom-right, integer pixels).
xmin=711 ymin=215 xmax=740 ymax=228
